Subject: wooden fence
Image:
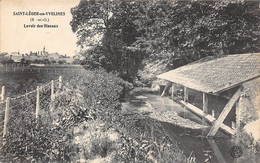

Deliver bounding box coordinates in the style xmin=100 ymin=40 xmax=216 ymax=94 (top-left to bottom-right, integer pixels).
xmin=0 ymin=76 xmax=63 ymax=139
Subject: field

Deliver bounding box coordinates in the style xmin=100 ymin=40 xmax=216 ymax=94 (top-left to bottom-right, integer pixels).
xmin=0 ymin=66 xmax=84 ymax=98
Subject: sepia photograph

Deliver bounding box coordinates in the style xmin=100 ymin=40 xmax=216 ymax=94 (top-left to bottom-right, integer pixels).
xmin=0 ymin=0 xmax=259 ymax=162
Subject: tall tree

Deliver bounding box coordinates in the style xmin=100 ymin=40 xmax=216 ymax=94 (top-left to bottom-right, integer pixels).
xmin=71 ymin=0 xmax=144 ymax=82
xmin=70 ymin=0 xmax=260 ymax=83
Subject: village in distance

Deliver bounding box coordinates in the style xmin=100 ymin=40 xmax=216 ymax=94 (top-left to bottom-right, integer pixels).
xmin=0 ymin=46 xmax=85 ymax=67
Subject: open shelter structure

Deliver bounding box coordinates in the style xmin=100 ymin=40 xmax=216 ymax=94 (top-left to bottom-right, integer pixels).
xmin=157 ymin=53 xmax=260 ymax=137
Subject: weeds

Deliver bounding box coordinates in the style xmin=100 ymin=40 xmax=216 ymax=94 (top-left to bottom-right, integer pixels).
xmin=1 ymin=69 xmax=193 ymax=162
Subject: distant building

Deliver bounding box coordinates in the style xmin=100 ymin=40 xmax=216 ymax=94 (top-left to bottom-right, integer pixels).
xmin=4 ymin=46 xmax=74 ymax=64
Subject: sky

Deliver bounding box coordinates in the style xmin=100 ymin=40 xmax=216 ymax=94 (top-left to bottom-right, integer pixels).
xmin=0 ymin=0 xmax=80 ymax=56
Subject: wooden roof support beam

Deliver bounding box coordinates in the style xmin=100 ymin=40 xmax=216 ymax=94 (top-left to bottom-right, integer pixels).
xmin=236 ymin=100 xmax=241 ymax=143
xmin=171 ymin=83 xmax=174 ymax=98
xmin=207 ymin=86 xmax=243 ymax=137
xmin=184 ymin=86 xmax=189 ymax=102
xmin=203 ymin=92 xmax=208 ymax=114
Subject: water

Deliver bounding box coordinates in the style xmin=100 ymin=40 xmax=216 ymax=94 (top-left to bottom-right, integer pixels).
xmin=125 ymin=90 xmax=258 ymax=163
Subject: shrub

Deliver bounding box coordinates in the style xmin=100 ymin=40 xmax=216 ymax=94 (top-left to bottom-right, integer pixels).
xmin=66 ymin=69 xmax=189 ymax=162
xmin=0 ymin=84 xmax=87 ymax=162
xmin=1 ymin=69 xmax=190 ymax=162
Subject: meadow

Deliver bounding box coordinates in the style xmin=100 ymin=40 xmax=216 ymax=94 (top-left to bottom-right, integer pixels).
xmin=0 ymin=66 xmax=84 ymax=98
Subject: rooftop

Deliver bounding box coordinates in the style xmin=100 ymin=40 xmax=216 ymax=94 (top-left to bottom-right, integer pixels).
xmin=157 ymin=53 xmax=260 ymax=94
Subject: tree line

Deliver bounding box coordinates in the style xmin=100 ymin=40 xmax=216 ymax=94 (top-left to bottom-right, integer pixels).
xmin=70 ymin=0 xmax=259 ymax=84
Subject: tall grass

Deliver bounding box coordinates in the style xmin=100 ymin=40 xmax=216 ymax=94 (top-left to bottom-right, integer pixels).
xmin=1 ymin=69 xmax=194 ymax=162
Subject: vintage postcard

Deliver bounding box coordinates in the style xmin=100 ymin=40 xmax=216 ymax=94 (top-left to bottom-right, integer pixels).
xmin=0 ymin=0 xmax=259 ymax=162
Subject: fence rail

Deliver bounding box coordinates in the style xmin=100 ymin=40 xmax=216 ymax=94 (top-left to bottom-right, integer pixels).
xmin=0 ymin=76 xmax=63 ymax=140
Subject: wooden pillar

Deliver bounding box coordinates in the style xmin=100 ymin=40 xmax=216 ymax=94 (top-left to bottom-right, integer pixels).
xmin=184 ymin=87 xmax=189 ymax=102
xmin=212 ymin=110 xmax=215 ymax=118
xmin=202 ymin=117 xmax=207 ymax=136
xmin=51 ymin=80 xmax=54 ymax=101
xmin=235 ymin=99 xmax=240 ymax=142
xmin=35 ymin=86 xmax=40 ymax=119
xmin=59 ymin=76 xmax=62 ymax=89
xmin=1 ymin=86 xmax=5 ymax=101
xmin=3 ymin=97 xmax=10 ymax=137
xmin=231 ymin=121 xmax=236 ymax=129
xmin=171 ymin=83 xmax=174 ymax=98
xmin=203 ymin=92 xmax=208 ymax=114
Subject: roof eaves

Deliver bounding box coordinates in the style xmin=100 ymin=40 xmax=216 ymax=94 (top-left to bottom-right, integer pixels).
xmin=157 ymin=73 xmax=214 ymax=94
xmin=212 ymin=75 xmax=260 ymax=94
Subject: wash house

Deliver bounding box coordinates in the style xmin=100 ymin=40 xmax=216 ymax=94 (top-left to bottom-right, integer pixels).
xmin=157 ymin=53 xmax=260 ymax=137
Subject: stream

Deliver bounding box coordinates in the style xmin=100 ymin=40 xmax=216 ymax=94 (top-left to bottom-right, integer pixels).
xmin=124 ymin=89 xmax=257 ymax=163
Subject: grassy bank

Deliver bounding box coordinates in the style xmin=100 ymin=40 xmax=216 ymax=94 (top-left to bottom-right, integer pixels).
xmin=0 ymin=69 xmax=195 ymax=162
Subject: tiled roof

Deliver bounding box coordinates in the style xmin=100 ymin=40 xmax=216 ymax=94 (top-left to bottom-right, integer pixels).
xmin=157 ymin=53 xmax=260 ymax=94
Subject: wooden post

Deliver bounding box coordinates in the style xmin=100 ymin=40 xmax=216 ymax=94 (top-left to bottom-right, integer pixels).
xmin=202 ymin=117 xmax=207 ymax=136
xmin=203 ymin=92 xmax=208 ymax=114
xmin=26 ymin=89 xmax=28 ymax=99
xmin=212 ymin=110 xmax=215 ymax=118
xmin=207 ymin=87 xmax=242 ymax=137
xmin=51 ymin=80 xmax=54 ymax=101
xmin=35 ymin=86 xmax=40 ymax=119
xmin=59 ymin=76 xmax=62 ymax=89
xmin=3 ymin=97 xmax=10 ymax=137
xmin=1 ymin=86 xmax=5 ymax=101
xmin=236 ymin=100 xmax=240 ymax=141
xmin=171 ymin=83 xmax=174 ymax=98
xmin=231 ymin=121 xmax=236 ymax=129
xmin=184 ymin=87 xmax=189 ymax=102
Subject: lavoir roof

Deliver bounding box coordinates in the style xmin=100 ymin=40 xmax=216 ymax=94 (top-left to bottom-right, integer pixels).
xmin=157 ymin=53 xmax=260 ymax=94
